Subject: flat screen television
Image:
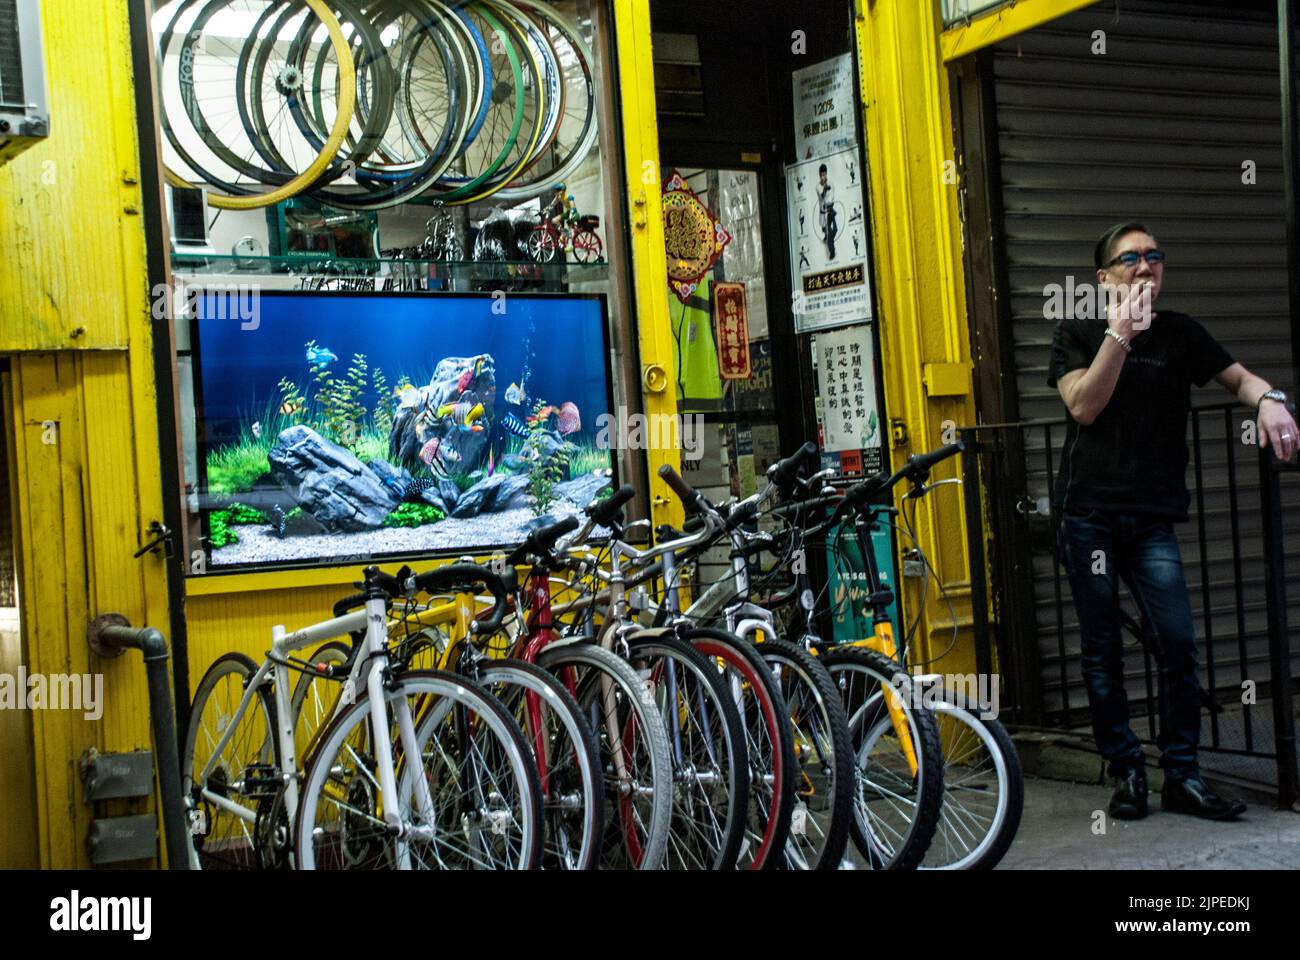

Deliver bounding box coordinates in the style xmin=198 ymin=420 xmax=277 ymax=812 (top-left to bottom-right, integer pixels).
xmin=190 ymin=289 xmax=616 ymax=573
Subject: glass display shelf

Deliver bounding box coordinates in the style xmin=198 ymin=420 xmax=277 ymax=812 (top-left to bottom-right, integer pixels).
xmin=170 ymin=253 xmax=609 ymax=288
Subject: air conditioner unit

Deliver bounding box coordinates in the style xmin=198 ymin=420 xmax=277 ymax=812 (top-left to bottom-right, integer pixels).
xmin=0 ymin=0 xmax=50 ymax=165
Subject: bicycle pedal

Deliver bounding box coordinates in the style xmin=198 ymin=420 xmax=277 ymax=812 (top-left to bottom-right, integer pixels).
xmin=240 ymin=763 xmax=283 ymax=799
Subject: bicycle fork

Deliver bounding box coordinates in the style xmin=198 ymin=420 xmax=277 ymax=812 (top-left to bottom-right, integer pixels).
xmin=846 ymin=623 xmax=920 ymax=777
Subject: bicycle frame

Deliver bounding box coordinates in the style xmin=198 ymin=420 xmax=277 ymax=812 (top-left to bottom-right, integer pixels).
xmin=190 ymin=592 xmax=438 ymax=868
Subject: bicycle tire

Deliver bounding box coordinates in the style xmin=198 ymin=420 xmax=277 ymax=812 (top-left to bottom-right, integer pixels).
xmin=489 ymin=0 xmax=598 ymax=201
xmin=678 ymin=626 xmax=796 ymax=871
xmin=753 ymin=637 xmax=853 ymax=870
xmin=182 ymin=652 xmax=277 ymax=870
xmin=820 ymin=646 xmax=944 ymax=870
xmin=294 ymin=670 xmax=543 ymax=869
xmin=157 ymin=0 xmax=357 ymax=208
xmin=537 ymin=641 xmax=673 ymax=870
xmin=626 ymin=635 xmax=749 ymax=870
xmin=431 ymin=1 xmax=527 ymax=199
xmin=475 ymin=658 xmax=604 ymax=870
xmin=922 ymin=694 xmax=1023 ymax=870
xmin=312 ymin=0 xmax=481 ymax=207
xmin=290 ymin=640 xmax=353 ymax=767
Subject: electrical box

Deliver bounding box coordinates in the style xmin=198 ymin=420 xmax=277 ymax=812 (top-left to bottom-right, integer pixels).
xmin=0 ymin=0 xmax=51 ymax=165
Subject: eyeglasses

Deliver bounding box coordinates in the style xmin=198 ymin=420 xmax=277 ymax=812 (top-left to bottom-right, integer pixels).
xmin=1105 ymin=249 xmax=1165 ymax=268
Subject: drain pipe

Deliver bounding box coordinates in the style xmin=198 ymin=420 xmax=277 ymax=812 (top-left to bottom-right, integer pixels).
xmin=88 ymin=614 xmax=190 ymax=870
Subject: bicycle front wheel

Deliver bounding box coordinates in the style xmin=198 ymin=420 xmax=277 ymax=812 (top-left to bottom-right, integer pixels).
xmin=684 ymin=627 xmax=796 ymax=870
xmin=294 ymin=670 xmax=542 ymax=869
xmin=475 ymin=658 xmax=604 ymax=870
xmin=922 ymin=694 xmax=1023 ymax=870
xmin=538 ymin=641 xmax=673 ymax=870
xmin=821 ymin=647 xmax=944 ymax=870
xmin=627 ymin=636 xmax=749 ymax=870
xmin=183 ymin=652 xmax=277 ymax=870
xmin=753 ymin=637 xmax=852 ymax=870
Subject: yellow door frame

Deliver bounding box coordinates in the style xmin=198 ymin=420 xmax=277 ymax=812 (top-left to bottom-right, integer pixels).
xmin=853 ymin=0 xmax=1092 ymax=672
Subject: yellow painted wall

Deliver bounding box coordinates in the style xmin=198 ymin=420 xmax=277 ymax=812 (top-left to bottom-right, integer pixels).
xmin=855 ymin=0 xmax=979 ymax=673
xmin=0 ymin=1 xmax=143 ymax=351
xmin=0 ymin=1 xmax=172 ymax=867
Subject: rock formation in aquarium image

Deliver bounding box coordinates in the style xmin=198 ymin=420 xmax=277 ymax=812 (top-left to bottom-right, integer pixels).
xmin=193 ymin=293 xmax=613 ymax=569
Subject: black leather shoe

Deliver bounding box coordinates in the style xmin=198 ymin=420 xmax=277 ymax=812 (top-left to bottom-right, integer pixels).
xmin=1161 ymin=774 xmax=1247 ymax=820
xmin=1109 ymin=768 xmax=1148 ymax=820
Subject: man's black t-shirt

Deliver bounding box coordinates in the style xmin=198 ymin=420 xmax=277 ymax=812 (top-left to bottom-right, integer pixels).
xmin=1046 ymin=310 xmax=1234 ymax=520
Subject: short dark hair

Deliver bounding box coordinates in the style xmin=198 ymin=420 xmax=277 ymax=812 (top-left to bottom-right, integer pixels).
xmin=1094 ymin=221 xmax=1151 ymax=269
xmin=818 ymin=163 xmax=827 ymax=175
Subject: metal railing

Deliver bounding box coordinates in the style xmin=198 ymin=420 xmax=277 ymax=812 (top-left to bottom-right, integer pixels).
xmin=960 ymin=404 xmax=1300 ymax=806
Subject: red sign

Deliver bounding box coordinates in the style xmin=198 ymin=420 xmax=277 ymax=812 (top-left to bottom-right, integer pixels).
xmin=712 ymin=282 xmax=752 ymax=380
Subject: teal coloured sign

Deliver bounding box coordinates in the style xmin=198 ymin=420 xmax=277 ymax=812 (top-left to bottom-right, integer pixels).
xmin=824 ymin=519 xmax=901 ymax=644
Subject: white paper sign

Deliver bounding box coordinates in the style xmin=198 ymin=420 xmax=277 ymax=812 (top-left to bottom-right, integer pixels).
xmin=793 ymin=54 xmax=858 ymax=161
xmin=815 ymin=324 xmax=881 ymax=455
xmin=786 ymin=147 xmax=871 ymax=333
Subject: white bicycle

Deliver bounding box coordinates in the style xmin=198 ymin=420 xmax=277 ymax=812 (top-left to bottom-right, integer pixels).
xmin=181 ymin=564 xmax=543 ymax=870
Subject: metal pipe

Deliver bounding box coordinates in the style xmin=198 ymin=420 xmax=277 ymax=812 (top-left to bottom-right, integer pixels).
xmin=87 ymin=616 xmax=190 ymax=869
xmin=1280 ymin=0 xmax=1300 ymax=392
xmin=958 ymin=430 xmax=993 ymax=680
xmin=1257 ymin=448 xmax=1300 ymax=809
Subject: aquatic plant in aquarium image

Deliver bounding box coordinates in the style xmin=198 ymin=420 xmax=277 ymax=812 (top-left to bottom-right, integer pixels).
xmin=191 ymin=291 xmax=615 ymax=570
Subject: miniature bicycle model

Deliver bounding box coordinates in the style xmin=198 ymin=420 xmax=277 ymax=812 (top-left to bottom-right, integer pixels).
xmin=527 ymin=189 xmax=603 ymax=263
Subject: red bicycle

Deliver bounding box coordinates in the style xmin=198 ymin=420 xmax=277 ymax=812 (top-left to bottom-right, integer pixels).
xmin=507 ymin=500 xmax=674 ymax=869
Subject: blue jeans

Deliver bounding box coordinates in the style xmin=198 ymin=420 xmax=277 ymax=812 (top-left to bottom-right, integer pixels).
xmin=1057 ymin=509 xmax=1202 ymax=779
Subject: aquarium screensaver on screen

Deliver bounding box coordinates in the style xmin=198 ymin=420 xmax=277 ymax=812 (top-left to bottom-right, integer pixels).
xmin=192 ymin=291 xmax=615 ymax=571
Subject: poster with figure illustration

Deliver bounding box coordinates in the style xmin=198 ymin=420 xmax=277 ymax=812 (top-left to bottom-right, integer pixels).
xmin=786 ymin=147 xmax=872 ymax=333
xmin=813 ymin=323 xmax=883 ymax=474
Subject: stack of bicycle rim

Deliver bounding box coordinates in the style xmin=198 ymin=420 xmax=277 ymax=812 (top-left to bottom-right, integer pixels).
xmin=155 ymin=0 xmax=599 ymax=209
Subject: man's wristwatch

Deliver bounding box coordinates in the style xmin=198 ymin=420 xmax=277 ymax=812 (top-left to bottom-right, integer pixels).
xmin=1258 ymin=388 xmax=1288 ymax=408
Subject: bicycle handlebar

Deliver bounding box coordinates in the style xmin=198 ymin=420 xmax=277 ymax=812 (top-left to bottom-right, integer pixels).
xmin=657 ymin=463 xmax=703 ymax=513
xmin=835 ymin=440 xmax=966 ymax=523
xmin=769 ymin=441 xmax=819 ymax=493
xmin=588 ymin=484 xmax=635 ymax=528
xmin=410 ymin=562 xmax=510 ymax=634
xmin=506 ymin=515 xmax=581 ymax=566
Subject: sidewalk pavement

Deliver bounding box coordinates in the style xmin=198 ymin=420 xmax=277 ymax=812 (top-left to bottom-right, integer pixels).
xmin=999 ymin=775 xmax=1300 ymax=869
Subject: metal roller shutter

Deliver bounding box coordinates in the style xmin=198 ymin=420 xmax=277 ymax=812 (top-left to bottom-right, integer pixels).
xmin=989 ymin=1 xmax=1300 ymax=728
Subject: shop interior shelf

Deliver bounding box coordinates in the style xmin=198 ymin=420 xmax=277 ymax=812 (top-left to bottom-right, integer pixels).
xmin=170 ymin=253 xmax=609 ymax=286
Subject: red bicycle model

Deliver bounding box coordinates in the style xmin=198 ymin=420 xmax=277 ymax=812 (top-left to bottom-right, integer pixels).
xmin=526 ymin=213 xmax=604 ymax=264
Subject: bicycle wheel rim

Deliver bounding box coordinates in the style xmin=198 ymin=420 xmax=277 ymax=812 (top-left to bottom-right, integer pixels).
xmin=295 ymin=670 xmax=541 ymax=869
xmin=477 ymin=660 xmax=603 ymax=870
xmin=754 ymin=640 xmax=852 ymax=870
xmin=921 ymin=701 xmax=1017 ymax=870
xmin=183 ymin=653 xmax=276 ymax=870
xmin=629 ymin=637 xmax=748 ymax=870
xmin=539 ymin=643 xmax=672 ymax=870
xmin=823 ymin=650 xmax=944 ymax=870
xmin=158 ymin=0 xmax=357 ymax=208
xmin=691 ymin=634 xmax=794 ymax=870
xmin=488 ymin=0 xmax=597 ymax=200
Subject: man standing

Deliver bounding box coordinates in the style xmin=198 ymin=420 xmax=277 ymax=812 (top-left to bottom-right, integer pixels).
xmin=1048 ymin=222 xmax=1298 ymax=821
xmin=816 ymin=163 xmax=837 ymax=260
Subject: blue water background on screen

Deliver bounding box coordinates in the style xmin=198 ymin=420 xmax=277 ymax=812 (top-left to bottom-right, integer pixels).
xmin=194 ymin=292 xmax=611 ymax=449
